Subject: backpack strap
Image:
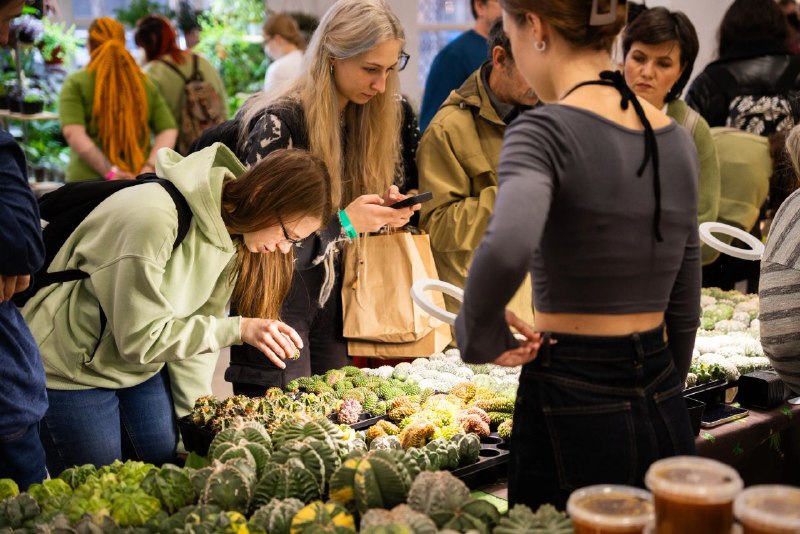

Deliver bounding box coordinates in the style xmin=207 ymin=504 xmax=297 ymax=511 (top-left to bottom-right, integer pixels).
xmin=158 ymin=57 xmax=190 ymax=84
xmin=190 ymin=53 xmax=203 ymax=82
xmin=679 ymin=106 xmax=702 ymax=137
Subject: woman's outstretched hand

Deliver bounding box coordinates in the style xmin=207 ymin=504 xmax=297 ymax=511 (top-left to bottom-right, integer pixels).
xmin=492 ymin=310 xmax=543 ymax=367
xmin=240 ymin=318 xmax=303 ymax=369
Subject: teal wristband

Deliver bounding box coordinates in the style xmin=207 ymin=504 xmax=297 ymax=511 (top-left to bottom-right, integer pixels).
xmin=338 ymin=209 xmax=358 ymax=239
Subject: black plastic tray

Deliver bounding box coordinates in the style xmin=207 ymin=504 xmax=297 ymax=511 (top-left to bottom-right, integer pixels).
xmin=684 ymin=379 xmax=738 ymax=406
xmin=328 ymin=412 xmax=388 ymax=430
xmin=450 ymin=433 xmax=510 ymax=488
xmin=178 ymin=416 xmax=215 ymax=456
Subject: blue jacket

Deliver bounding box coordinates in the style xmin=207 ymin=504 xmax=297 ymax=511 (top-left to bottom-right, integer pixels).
xmin=0 ymin=130 xmax=47 ymax=435
xmin=419 ymin=29 xmax=489 ymax=132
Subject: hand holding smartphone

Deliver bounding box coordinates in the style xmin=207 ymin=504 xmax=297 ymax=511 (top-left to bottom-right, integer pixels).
xmin=389 ymin=191 xmax=433 ymax=209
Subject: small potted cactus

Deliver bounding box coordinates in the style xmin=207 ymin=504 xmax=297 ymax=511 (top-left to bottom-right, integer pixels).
xmin=21 ymin=88 xmax=45 ymax=115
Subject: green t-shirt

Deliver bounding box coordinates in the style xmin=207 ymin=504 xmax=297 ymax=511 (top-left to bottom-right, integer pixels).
xmin=142 ymin=52 xmax=228 ymax=130
xmin=59 ymin=69 xmax=177 ymax=182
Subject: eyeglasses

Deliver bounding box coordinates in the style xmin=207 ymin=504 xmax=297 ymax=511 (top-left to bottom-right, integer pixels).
xmin=279 ymin=218 xmax=304 ymax=247
xmin=398 ymin=51 xmax=410 ymax=71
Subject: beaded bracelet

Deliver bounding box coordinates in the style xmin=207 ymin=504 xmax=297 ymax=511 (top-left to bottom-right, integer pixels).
xmin=338 ymin=209 xmax=358 ymax=240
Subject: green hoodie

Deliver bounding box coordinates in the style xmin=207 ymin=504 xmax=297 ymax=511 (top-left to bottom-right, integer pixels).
xmin=23 ymin=143 xmax=245 ymax=415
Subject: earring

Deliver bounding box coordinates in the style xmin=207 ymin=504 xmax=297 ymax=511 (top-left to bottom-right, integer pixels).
xmin=330 ymin=63 xmax=334 ymax=75
xmin=534 ymin=40 xmax=547 ymax=52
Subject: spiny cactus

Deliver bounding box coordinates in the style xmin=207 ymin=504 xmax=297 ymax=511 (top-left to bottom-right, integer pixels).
xmin=388 ymin=398 xmax=421 ymax=423
xmin=459 ymin=414 xmax=491 ymax=438
xmin=399 ymin=420 xmax=437 ymax=449
xmin=498 ymin=419 xmax=513 ymax=440
xmin=251 ymin=459 xmax=322 ymax=507
xmin=458 ymin=407 xmax=491 ymax=426
xmin=450 ymin=433 xmax=481 ymax=466
xmin=208 ymin=419 xmax=272 ymax=457
xmin=212 ymin=439 xmax=271 ymax=479
xmin=141 ymin=463 xmax=197 ymax=514
xmin=406 ymin=471 xmax=470 ymax=517
xmin=369 ymin=435 xmax=403 ymax=451
xmin=192 ymin=459 xmax=256 ymax=514
xmin=328 ymin=450 xmax=414 ymax=514
xmin=337 ymin=399 xmax=363 ymax=426
xmin=450 ymin=382 xmax=478 ymax=403
xmin=474 ymin=398 xmax=515 ymax=414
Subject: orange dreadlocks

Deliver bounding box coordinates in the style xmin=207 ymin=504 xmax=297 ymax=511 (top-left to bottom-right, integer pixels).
xmin=88 ymin=17 xmax=149 ymax=173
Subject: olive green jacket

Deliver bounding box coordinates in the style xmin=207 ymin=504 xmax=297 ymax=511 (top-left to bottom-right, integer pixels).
xmin=418 ymin=68 xmax=534 ymax=325
xmin=667 ymin=99 xmax=722 ymax=265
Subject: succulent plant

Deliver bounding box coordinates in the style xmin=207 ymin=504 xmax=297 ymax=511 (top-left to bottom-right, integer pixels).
xmin=498 ymin=419 xmax=513 ymax=440
xmin=248 ymin=497 xmax=305 ymax=534
xmin=433 ymin=498 xmax=500 ymax=533
xmin=406 ymin=471 xmax=470 ymax=517
xmin=488 ymin=411 xmax=513 ymax=427
xmin=192 ymin=459 xmax=256 ymax=514
xmin=451 ymin=433 xmax=481 ymax=466
xmin=208 ymin=419 xmax=273 ymax=456
xmin=290 ymin=500 xmax=356 ymax=533
xmin=337 ymin=399 xmax=363 ymax=425
xmin=493 ymin=504 xmax=573 ymax=534
xmin=140 ymin=463 xmax=197 ymax=514
xmin=57 ymin=464 xmax=98 ymax=490
xmin=399 ymin=420 xmax=437 ymax=449
xmin=212 ymin=438 xmax=272 ymax=479
xmin=328 ymin=450 xmax=413 ymax=514
xmin=388 ymin=398 xmax=421 ymax=423
xmin=0 ymin=479 xmax=18 ymax=502
xmin=271 ymin=418 xmax=343 ymax=453
xmin=450 ymin=382 xmax=478 ymax=403
xmin=270 ymin=437 xmax=342 ymax=493
xmin=0 ymin=493 xmax=40 ymax=529
xmin=251 ymin=459 xmax=322 ymax=508
xmin=458 ymin=407 xmax=491 ymax=426
xmin=360 ymin=504 xmax=438 ymax=534
xmin=459 ymin=414 xmax=491 ymax=438
xmin=474 ymin=398 xmax=515 ymax=414
xmin=369 ymin=435 xmax=403 ymax=451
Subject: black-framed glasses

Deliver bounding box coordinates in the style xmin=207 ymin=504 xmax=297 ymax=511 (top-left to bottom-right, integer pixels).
xmin=279 ymin=218 xmax=304 ymax=247
xmin=398 ymin=51 xmax=410 ymax=72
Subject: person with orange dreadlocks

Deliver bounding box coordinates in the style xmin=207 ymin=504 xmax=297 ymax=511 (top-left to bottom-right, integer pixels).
xmin=59 ymin=17 xmax=177 ymax=183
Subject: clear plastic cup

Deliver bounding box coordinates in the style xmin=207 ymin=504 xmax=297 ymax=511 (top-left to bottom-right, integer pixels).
xmin=734 ymin=485 xmax=800 ymax=534
xmin=567 ymin=485 xmax=655 ymax=534
xmin=645 ymin=456 xmax=743 ymax=534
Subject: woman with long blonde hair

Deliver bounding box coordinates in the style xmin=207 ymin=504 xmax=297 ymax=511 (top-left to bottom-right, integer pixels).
xmin=194 ymin=0 xmax=417 ymax=393
xmin=59 ymin=17 xmax=177 ymax=182
xmin=23 ymin=145 xmax=332 ymax=474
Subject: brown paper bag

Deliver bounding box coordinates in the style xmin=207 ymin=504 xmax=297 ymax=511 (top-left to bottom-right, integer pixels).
xmin=342 ymin=231 xmax=448 ymax=344
xmin=347 ymin=320 xmax=452 ymax=359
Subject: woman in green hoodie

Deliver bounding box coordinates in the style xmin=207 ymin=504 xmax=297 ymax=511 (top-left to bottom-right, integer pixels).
xmin=22 ymin=145 xmax=332 ymax=475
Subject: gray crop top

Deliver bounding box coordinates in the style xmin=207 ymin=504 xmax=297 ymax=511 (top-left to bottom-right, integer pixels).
xmin=455 ymin=104 xmax=701 ymax=376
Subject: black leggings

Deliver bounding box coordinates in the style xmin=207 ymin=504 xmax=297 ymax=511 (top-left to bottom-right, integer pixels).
xmin=508 ymin=324 xmax=695 ymax=510
xmin=225 ymin=260 xmax=350 ymax=393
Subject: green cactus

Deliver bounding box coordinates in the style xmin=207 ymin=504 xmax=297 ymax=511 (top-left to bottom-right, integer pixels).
xmin=290 ymin=500 xmax=356 ymax=533
xmin=248 ymin=497 xmax=305 ymax=534
xmin=399 ymin=420 xmax=437 ymax=449
xmin=451 ymin=433 xmax=481 ymax=466
xmin=270 ymin=437 xmax=342 ymax=492
xmin=271 ymin=418 xmax=344 ymax=452
xmin=341 ymin=366 xmax=363 ymax=377
xmin=488 ymin=411 xmax=513 ymax=426
xmin=193 ymin=459 xmax=256 ymax=514
xmin=369 ymin=435 xmax=403 ymax=451
xmin=0 ymin=493 xmax=40 ymax=529
xmin=474 ymin=398 xmax=515 ymax=414
xmin=407 ymin=471 xmax=471 ymax=518
xmin=432 ymin=498 xmax=500 ymax=533
xmin=360 ymin=504 xmax=438 ymax=534
xmin=141 ymin=463 xmax=197 ymax=514
xmin=493 ymin=504 xmax=573 ymax=534
xmin=251 ymin=459 xmax=322 ymax=507
xmin=0 ymin=480 xmax=17 ymax=502
xmin=498 ymin=419 xmax=513 ymax=440
xmin=328 ymin=450 xmax=413 ymax=514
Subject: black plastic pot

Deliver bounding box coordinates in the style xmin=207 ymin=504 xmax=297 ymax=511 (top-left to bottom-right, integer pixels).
xmin=8 ymin=97 xmax=21 ymax=113
xmin=0 ymin=96 xmax=8 ymax=109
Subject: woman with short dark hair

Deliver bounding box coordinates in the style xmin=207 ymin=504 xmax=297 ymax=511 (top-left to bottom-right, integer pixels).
xmin=622 ymin=7 xmax=720 ymax=268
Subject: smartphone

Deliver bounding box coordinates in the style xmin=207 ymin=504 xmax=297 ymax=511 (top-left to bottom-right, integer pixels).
xmin=389 ymin=191 xmax=433 ymax=209
xmin=700 ymin=404 xmax=749 ymax=429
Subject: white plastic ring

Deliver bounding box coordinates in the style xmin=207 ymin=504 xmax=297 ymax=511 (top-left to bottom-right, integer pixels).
xmin=410 ymin=279 xmax=463 ymax=326
xmin=698 ymin=222 xmax=764 ymax=261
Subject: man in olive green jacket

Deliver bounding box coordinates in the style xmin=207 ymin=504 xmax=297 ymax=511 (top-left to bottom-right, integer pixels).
xmin=418 ymin=20 xmax=538 ymax=326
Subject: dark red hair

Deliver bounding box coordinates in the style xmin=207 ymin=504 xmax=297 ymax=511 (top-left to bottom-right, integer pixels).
xmin=134 ymin=15 xmax=185 ymax=64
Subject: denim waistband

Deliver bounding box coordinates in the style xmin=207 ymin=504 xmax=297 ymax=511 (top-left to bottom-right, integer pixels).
xmin=540 ymin=323 xmax=668 ymax=362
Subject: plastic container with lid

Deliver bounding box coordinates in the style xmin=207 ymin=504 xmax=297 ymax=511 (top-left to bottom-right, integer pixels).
xmin=734 ymin=485 xmax=800 ymax=534
xmin=645 ymin=456 xmax=744 ymax=534
xmin=567 ymin=484 xmax=655 ymax=534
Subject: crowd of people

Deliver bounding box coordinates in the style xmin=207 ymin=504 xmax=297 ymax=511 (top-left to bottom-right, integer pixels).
xmin=4 ymin=0 xmax=800 ymax=514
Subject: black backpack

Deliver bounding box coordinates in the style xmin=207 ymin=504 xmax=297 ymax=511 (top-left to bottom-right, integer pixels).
xmin=723 ymin=58 xmax=800 ymax=136
xmin=15 ymin=175 xmax=192 ymax=319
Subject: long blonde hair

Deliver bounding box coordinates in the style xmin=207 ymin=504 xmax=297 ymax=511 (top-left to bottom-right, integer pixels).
xmin=88 ymin=18 xmax=149 ymax=173
xmin=222 ymin=149 xmax=333 ymax=319
xmin=241 ymin=0 xmax=404 ymax=209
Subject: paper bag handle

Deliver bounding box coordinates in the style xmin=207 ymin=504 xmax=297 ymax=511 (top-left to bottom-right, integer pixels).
xmin=410 ymin=279 xmax=463 ymax=326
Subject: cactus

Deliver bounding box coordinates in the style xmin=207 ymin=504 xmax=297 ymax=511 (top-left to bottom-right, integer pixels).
xmin=399 ymin=420 xmax=437 ymax=449
xmin=209 ymin=419 xmax=272 ymax=454
xmin=498 ymin=419 xmax=513 ymax=440
xmin=360 ymin=504 xmax=438 ymax=534
xmin=388 ymin=398 xmax=421 ymax=423
xmin=271 ymin=418 xmax=344 ymax=452
xmin=459 ymin=414 xmax=491 ymax=438
xmin=424 ymin=439 xmax=460 ymax=470
xmin=192 ymin=459 xmax=256 ymax=514
xmin=338 ymin=399 xmax=363 ymax=426
xmin=290 ymin=500 xmax=356 ymax=533
xmin=434 ymin=498 xmax=500 ymax=533
xmin=450 ymin=433 xmax=481 ymax=466
xmin=325 ymin=369 xmax=348 ymax=386
xmin=57 ymin=464 xmax=98 ymax=490
xmin=488 ymin=411 xmax=513 ymax=426
xmin=270 ymin=437 xmax=342 ymax=492
xmin=369 ymin=435 xmax=403 ymax=451
xmin=212 ymin=439 xmax=271 ymax=479
xmin=252 ymin=459 xmax=322 ymax=507
xmin=0 ymin=493 xmax=40 ymax=529
xmin=141 ymin=463 xmax=197 ymax=514
xmin=458 ymin=407 xmax=491 ymax=426
xmin=493 ymin=504 xmax=573 ymax=534
xmin=328 ymin=451 xmax=413 ymax=514
xmin=474 ymin=398 xmax=515 ymax=414
xmin=450 ymin=382 xmax=478 ymax=403
xmin=406 ymin=471 xmax=470 ymax=517
xmin=248 ymin=497 xmax=305 ymax=534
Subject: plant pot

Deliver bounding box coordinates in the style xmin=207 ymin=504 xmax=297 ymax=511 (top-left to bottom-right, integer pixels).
xmin=8 ymin=97 xmax=21 ymax=113
xmin=0 ymin=96 xmax=8 ymax=110
xmin=21 ymin=100 xmax=43 ymax=115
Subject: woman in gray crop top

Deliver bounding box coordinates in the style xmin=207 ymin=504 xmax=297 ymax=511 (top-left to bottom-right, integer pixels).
xmin=455 ymin=0 xmax=700 ymax=510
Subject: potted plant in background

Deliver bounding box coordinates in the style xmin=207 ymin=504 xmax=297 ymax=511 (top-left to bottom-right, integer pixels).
xmin=114 ymin=0 xmax=174 ymax=28
xmin=38 ymin=18 xmax=82 ymax=66
xmin=21 ymin=87 xmax=45 ymax=115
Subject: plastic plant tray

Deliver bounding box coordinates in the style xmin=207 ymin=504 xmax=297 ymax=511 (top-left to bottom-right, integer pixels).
xmin=450 ymin=433 xmax=510 ymax=488
xmin=328 ymin=412 xmax=388 ymax=430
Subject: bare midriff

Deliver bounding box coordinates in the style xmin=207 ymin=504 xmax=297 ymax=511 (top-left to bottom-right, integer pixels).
xmin=533 ymin=310 xmax=666 ymax=337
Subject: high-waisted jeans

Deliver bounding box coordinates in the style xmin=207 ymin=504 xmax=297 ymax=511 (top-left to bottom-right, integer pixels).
xmin=508 ymin=324 xmax=695 ymax=510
